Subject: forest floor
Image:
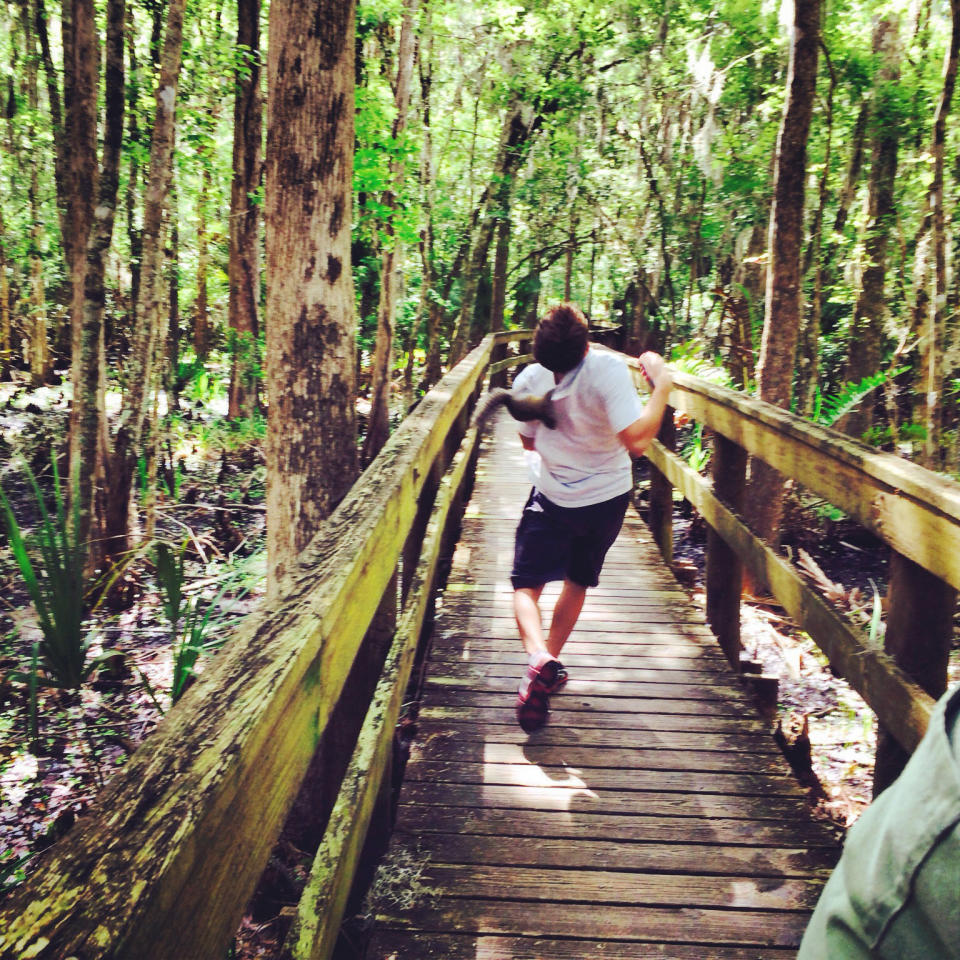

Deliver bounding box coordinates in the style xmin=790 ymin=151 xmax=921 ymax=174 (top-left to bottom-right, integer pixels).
xmin=1 ymin=378 xmax=959 ymax=956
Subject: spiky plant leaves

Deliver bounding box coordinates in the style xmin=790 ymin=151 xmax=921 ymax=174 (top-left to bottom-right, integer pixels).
xmin=0 ymin=457 xmax=91 ymax=689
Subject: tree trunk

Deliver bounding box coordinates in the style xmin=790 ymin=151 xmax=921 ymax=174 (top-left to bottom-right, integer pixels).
xmin=23 ymin=2 xmax=50 ymax=385
xmin=798 ymin=45 xmax=836 ymax=417
xmin=843 ymin=18 xmax=900 ymax=439
xmin=0 ymin=214 xmax=10 ymax=380
xmin=125 ymin=2 xmax=142 ymax=320
xmin=70 ymin=0 xmax=124 ymax=552
xmin=103 ymin=0 xmax=185 ymax=564
xmin=167 ymin=187 xmax=180 ymax=411
xmin=194 ymin=160 xmax=212 ymax=361
xmin=227 ymin=0 xmax=262 ymax=420
xmin=913 ymin=0 xmax=960 ymax=467
xmin=265 ymin=0 xmax=358 ymax=596
xmin=748 ymin=0 xmax=820 ymax=547
xmin=65 ymin=0 xmax=99 ymax=406
xmin=34 ymin=0 xmax=69 ymax=267
xmin=418 ymin=16 xmax=443 ymax=391
xmin=362 ymin=0 xmax=419 ymax=465
xmin=447 ymin=99 xmax=542 ymax=365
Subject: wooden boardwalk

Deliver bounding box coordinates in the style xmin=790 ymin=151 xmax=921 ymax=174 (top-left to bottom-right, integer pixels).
xmin=368 ymin=413 xmax=839 ymax=959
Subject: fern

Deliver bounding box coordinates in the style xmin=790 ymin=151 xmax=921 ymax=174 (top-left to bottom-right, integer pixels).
xmin=813 ymin=367 xmax=908 ymax=428
xmin=668 ymin=341 xmax=734 ymax=388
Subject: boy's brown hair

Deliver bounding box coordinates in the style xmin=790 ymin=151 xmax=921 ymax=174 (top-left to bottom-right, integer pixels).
xmin=533 ymin=302 xmax=589 ymax=373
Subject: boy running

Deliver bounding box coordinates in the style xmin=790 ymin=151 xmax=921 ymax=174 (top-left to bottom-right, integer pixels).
xmin=509 ymin=303 xmax=672 ymax=732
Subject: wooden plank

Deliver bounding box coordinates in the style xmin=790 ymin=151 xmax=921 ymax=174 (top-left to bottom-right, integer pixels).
xmin=0 ymin=340 xmax=496 ymax=960
xmin=413 ymin=862 xmax=821 ymax=911
xmin=646 ymin=439 xmax=935 ymax=752
xmin=403 ymin=828 xmax=834 ymax=878
xmin=375 ymin=899 xmax=811 ymax=948
xmin=431 ymin=660 xmax=743 ymax=686
xmin=412 ymin=725 xmax=781 ymax=760
xmin=395 ymin=803 xmax=839 ymax=848
xmin=403 ymin=759 xmax=807 ymax=798
xmin=424 ymin=675 xmax=754 ymax=703
xmin=418 ymin=707 xmax=769 ymax=736
xmin=422 ymin=688 xmax=758 ymax=718
xmin=367 ymin=932 xmax=800 ymax=959
xmin=429 ymin=636 xmax=727 ymax=660
xmin=398 ymin=781 xmax=824 ymax=821
xmin=628 ymin=359 xmax=960 ymax=592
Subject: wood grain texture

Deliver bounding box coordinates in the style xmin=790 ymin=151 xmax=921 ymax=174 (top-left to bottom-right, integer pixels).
xmin=373 ymin=411 xmax=839 ymax=954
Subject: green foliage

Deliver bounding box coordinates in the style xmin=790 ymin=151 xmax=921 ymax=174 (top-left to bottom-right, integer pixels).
xmin=153 ymin=540 xmax=246 ymax=704
xmin=811 ymin=368 xmax=908 ymax=429
xmin=681 ymin=422 xmax=711 ymax=474
xmin=0 ymin=458 xmax=106 ymax=690
xmin=668 ymin=341 xmax=734 ymax=388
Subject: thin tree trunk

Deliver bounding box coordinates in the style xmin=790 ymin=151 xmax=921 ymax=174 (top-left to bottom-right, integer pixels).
xmin=362 ymin=0 xmax=419 ymax=465
xmin=167 ymin=188 xmax=180 ymax=411
xmin=832 ymin=98 xmax=869 ymax=236
xmin=843 ymin=18 xmax=900 ymax=439
xmin=798 ymin=43 xmax=836 ymax=417
xmin=227 ymin=0 xmax=262 ymax=420
xmin=66 ymin=0 xmax=99 ymax=409
xmin=23 ymin=1 xmax=50 ymax=385
xmin=265 ymin=0 xmax=358 ymax=596
xmin=125 ymin=2 xmax=142 ymax=319
xmin=194 ymin=160 xmax=211 ymax=360
xmin=34 ymin=0 xmax=68 ymax=261
xmin=103 ymin=0 xmax=185 ymax=563
xmin=748 ymin=0 xmax=820 ymax=548
xmin=447 ymin=99 xmax=543 ymax=365
xmin=72 ymin=0 xmax=124 ymax=552
xmin=0 ymin=215 xmax=10 ymax=380
xmin=913 ymin=0 xmax=960 ymax=467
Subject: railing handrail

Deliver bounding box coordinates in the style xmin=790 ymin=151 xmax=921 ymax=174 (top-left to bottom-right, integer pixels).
xmin=0 ymin=337 xmax=494 ymax=960
xmin=640 ymin=364 xmax=960 ymax=592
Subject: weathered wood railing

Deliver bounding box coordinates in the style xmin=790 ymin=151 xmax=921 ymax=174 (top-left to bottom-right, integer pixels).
xmin=627 ymin=358 xmax=959 ymax=794
xmin=0 ymin=336 xmax=498 ymax=960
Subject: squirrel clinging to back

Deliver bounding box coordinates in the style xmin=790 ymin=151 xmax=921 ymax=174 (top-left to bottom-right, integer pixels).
xmin=471 ymin=387 xmax=557 ymax=433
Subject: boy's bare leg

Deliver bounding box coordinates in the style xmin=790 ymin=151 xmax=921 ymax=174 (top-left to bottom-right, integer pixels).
xmin=514 ymin=585 xmax=547 ymax=656
xmin=546 ymin=578 xmax=587 ymax=659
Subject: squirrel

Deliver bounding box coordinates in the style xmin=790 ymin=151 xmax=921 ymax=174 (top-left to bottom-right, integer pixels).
xmin=471 ymin=387 xmax=557 ymax=433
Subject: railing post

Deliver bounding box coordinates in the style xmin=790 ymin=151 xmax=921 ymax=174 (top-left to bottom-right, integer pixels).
xmin=648 ymin=406 xmax=675 ymax=563
xmin=705 ymin=432 xmax=747 ymax=668
xmin=873 ymin=552 xmax=957 ymax=795
xmin=402 ymin=457 xmax=443 ymax=604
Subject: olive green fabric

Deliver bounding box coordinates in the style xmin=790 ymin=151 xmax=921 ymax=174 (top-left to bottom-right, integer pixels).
xmin=798 ymin=685 xmax=960 ymax=959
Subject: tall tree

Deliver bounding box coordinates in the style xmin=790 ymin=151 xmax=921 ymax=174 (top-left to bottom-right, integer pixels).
xmin=842 ymin=17 xmax=901 ymax=438
xmin=265 ymin=0 xmax=358 ymax=595
xmin=912 ymin=0 xmax=960 ymax=467
xmin=748 ymin=0 xmax=820 ymax=546
xmin=362 ymin=0 xmax=419 ymax=465
xmin=227 ymin=0 xmax=262 ymax=419
xmin=72 ymin=0 xmax=124 ymax=547
xmin=101 ymin=0 xmax=186 ymax=563
xmin=447 ymin=97 xmax=542 ymax=365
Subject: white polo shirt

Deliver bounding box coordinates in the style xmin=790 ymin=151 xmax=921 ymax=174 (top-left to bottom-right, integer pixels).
xmin=513 ymin=348 xmax=645 ymax=507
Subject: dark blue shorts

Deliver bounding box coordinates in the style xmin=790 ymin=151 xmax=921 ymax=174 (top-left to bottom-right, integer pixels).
xmin=511 ymin=489 xmax=631 ymax=590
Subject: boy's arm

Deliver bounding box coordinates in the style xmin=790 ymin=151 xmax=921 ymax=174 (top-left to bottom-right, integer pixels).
xmin=617 ymin=352 xmax=672 ymax=458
